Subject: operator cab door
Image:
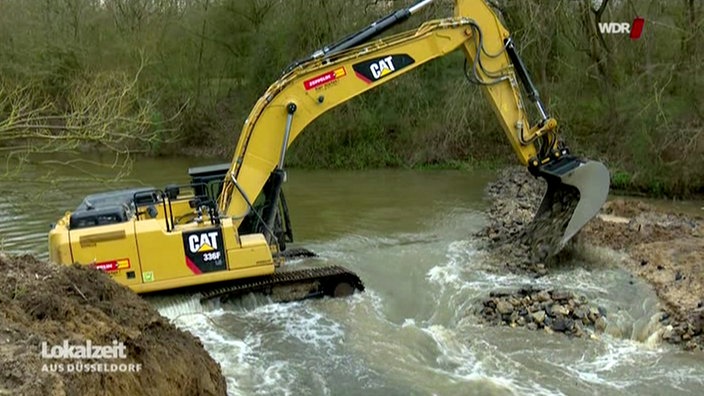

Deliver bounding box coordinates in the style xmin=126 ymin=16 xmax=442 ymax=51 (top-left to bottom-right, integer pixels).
xmin=68 ymin=222 xmax=143 ymax=288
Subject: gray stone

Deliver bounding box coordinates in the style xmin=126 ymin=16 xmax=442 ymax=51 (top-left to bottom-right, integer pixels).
xmin=595 ymin=317 xmax=607 ymax=332
xmin=551 ymin=304 xmax=570 ymax=317
xmin=588 ymin=307 xmax=600 ymax=322
xmin=509 ymin=311 xmax=519 ymax=323
xmin=574 ymin=305 xmax=589 ymax=319
xmin=691 ymin=317 xmax=703 ymax=336
xmin=574 ymin=321 xmax=584 ymax=332
xmin=598 ymin=306 xmax=608 ymax=317
xmin=551 ymin=317 xmax=574 ymax=332
xmin=532 ymin=310 xmax=546 ymax=324
xmin=535 ymin=290 xmax=551 ymax=302
xmin=551 ymin=290 xmax=573 ymax=301
xmin=573 ymin=327 xmax=585 ymax=338
xmin=496 ymin=300 xmax=514 ymax=315
xmin=519 ymin=285 xmax=538 ymax=295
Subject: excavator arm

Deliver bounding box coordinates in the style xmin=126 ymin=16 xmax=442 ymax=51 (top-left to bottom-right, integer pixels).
xmin=219 ymin=0 xmax=610 ymax=254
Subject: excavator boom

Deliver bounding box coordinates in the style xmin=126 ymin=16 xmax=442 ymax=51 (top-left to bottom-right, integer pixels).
xmin=48 ymin=0 xmax=609 ymax=306
xmin=218 ymin=0 xmax=609 ymax=256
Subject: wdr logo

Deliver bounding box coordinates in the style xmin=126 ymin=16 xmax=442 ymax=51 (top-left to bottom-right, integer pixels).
xmin=598 ymin=17 xmax=645 ymax=39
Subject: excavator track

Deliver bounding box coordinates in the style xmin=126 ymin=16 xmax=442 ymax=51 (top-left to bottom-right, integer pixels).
xmin=199 ymin=265 xmax=364 ymax=304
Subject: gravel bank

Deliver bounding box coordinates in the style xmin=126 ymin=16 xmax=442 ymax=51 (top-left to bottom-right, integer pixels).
xmin=477 ymin=167 xmax=704 ymax=350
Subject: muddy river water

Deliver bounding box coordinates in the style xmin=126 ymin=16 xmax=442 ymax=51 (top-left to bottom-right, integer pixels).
xmin=1 ymin=157 xmax=703 ymax=395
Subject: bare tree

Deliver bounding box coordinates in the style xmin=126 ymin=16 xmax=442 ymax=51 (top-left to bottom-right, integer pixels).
xmin=0 ymin=61 xmax=180 ymax=182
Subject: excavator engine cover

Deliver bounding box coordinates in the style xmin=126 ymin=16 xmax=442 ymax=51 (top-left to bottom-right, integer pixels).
xmin=533 ymin=156 xmax=610 ymax=250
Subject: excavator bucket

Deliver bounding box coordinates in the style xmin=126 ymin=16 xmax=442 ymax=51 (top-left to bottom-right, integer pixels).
xmin=534 ymin=157 xmax=610 ymax=250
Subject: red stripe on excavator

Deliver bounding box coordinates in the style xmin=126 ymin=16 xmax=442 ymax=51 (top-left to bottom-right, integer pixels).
xmin=186 ymin=257 xmax=202 ymax=274
xmin=354 ymin=71 xmax=372 ymax=84
xmin=303 ymin=67 xmax=346 ymax=90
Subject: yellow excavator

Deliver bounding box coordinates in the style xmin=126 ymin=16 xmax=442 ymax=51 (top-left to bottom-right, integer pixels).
xmin=48 ymin=0 xmax=609 ymax=303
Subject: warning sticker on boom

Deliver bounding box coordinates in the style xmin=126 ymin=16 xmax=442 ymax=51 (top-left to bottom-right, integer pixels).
xmin=182 ymin=228 xmax=226 ymax=274
xmin=303 ymin=67 xmax=347 ymax=90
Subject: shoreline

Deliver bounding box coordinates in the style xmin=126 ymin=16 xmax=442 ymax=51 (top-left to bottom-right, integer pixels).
xmin=477 ymin=167 xmax=704 ymax=350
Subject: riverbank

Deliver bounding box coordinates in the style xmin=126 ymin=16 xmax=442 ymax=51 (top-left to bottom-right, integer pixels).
xmin=478 ymin=167 xmax=704 ymax=350
xmin=579 ymin=200 xmax=704 ymax=350
xmin=0 ymin=254 xmax=226 ymax=395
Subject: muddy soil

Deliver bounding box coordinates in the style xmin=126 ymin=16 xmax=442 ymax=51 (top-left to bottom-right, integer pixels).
xmin=479 ymin=167 xmax=704 ymax=350
xmin=0 ymin=254 xmax=227 ymax=396
xmin=579 ymin=200 xmax=704 ymax=350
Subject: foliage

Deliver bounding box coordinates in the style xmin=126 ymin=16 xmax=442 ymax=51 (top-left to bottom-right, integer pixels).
xmin=0 ymin=0 xmax=702 ymax=196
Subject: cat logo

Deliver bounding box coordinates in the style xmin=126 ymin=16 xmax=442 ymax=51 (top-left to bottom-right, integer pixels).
xmin=187 ymin=231 xmax=219 ymax=253
xmin=353 ymin=54 xmax=415 ymax=84
xmin=182 ymin=228 xmax=226 ymax=274
xmin=370 ymin=56 xmax=396 ymax=79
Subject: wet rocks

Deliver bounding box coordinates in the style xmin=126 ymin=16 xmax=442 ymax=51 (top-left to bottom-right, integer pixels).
xmin=659 ymin=309 xmax=704 ymax=351
xmin=476 ymin=167 xmax=578 ymax=275
xmin=531 ymin=310 xmax=546 ymax=324
xmin=478 ymin=166 xmax=704 ymax=350
xmin=496 ymin=300 xmax=514 ymax=315
xmin=477 ymin=287 xmax=607 ymax=338
xmin=581 ymin=200 xmax=704 ymax=351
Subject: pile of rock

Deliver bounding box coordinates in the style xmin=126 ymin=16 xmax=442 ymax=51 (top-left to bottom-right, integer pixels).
xmin=477 ymin=286 xmax=607 ymax=338
xmin=659 ymin=305 xmax=704 ymax=351
xmin=476 ymin=167 xmax=579 ymax=275
xmin=480 ymin=167 xmax=545 ymax=247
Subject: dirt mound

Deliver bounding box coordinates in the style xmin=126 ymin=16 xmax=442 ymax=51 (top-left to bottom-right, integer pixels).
xmin=579 ymin=200 xmax=704 ymax=350
xmin=0 ymin=254 xmax=226 ymax=395
xmin=580 ymin=199 xmax=700 ymax=250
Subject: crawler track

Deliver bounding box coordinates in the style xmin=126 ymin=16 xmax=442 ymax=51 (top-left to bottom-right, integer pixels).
xmin=199 ymin=265 xmax=365 ymax=303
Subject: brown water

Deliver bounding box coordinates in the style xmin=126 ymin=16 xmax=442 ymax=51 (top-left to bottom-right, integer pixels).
xmin=1 ymin=156 xmax=703 ymax=395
